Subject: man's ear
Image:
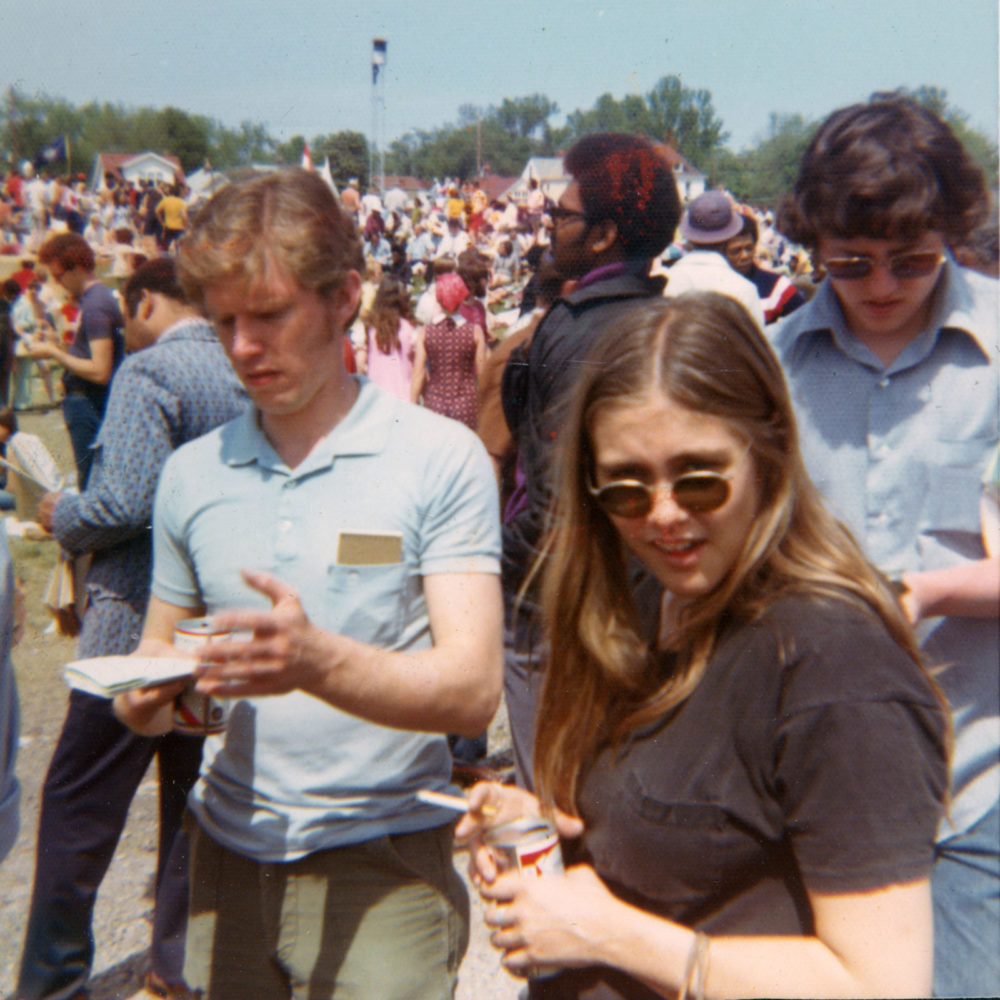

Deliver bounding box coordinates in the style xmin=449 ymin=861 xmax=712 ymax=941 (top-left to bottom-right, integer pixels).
xmin=331 ymin=269 xmax=363 ymax=330
xmin=587 ymin=218 xmax=619 ymax=257
xmin=140 ymin=288 xmax=155 ymax=320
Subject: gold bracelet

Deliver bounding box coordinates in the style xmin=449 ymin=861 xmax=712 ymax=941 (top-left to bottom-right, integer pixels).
xmin=678 ymin=931 xmax=710 ymax=1000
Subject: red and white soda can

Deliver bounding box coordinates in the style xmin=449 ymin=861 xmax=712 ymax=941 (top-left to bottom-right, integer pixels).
xmin=172 ymin=617 xmax=236 ymax=735
xmin=484 ymin=816 xmax=564 ymax=978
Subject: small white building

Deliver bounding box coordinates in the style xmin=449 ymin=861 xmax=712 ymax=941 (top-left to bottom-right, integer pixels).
xmin=505 ymin=156 xmax=569 ymax=203
xmin=666 ymin=147 xmax=706 ymax=202
xmin=90 ymin=152 xmax=185 ymax=191
xmin=507 ymin=145 xmax=706 ymax=205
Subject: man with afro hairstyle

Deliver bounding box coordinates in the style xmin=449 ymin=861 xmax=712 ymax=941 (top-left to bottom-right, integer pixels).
xmin=500 ymin=132 xmax=682 ymax=787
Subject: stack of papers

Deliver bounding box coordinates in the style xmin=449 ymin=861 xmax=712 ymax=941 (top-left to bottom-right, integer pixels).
xmin=63 ymin=656 xmax=196 ymax=698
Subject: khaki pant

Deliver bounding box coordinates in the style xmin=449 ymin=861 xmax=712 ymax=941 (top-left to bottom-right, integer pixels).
xmin=183 ymin=816 xmax=469 ymax=1000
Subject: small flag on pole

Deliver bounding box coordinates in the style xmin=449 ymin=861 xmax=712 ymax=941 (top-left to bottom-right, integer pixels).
xmin=34 ymin=135 xmax=67 ymax=169
xmin=319 ymin=157 xmax=337 ymax=194
xmin=372 ymin=38 xmax=387 ymax=85
xmin=301 ymin=142 xmax=314 ymax=172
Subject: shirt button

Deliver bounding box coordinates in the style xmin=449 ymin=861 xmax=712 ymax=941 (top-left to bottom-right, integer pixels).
xmin=279 ymin=520 xmax=293 ymax=533
xmin=877 ymin=376 xmax=890 ymax=388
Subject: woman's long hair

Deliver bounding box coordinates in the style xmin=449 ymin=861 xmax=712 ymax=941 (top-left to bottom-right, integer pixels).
xmin=534 ymin=293 xmax=935 ymax=812
xmin=369 ymin=275 xmax=412 ymax=355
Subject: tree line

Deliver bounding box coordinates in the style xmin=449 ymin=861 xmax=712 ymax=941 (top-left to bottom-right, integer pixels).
xmin=2 ymin=79 xmax=995 ymax=205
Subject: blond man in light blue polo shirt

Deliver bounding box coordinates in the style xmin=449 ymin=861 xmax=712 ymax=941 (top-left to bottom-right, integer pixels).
xmin=116 ymin=170 xmax=503 ymax=1000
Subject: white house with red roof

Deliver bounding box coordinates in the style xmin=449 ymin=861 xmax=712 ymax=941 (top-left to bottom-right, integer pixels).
xmin=89 ymin=152 xmax=185 ymax=191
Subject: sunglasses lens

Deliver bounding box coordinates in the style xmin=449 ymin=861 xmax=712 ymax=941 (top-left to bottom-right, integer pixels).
xmin=824 ymin=257 xmax=871 ymax=280
xmin=596 ymin=483 xmax=652 ymax=518
xmin=825 ymin=252 xmax=942 ymax=280
xmin=891 ymin=252 xmax=941 ymax=279
xmin=673 ymin=474 xmax=730 ymax=513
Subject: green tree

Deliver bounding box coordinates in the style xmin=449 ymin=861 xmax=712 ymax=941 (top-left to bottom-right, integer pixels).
xmin=899 ymin=86 xmax=998 ymax=186
xmin=275 ymin=134 xmax=306 ymax=166
xmin=312 ymin=130 xmax=368 ymax=187
xmin=210 ymin=120 xmax=276 ymax=168
xmin=158 ymin=106 xmax=210 ymax=173
xmin=718 ymin=113 xmax=816 ymax=206
xmin=494 ymin=94 xmax=559 ymax=139
xmin=1 ymin=89 xmax=77 ymax=172
xmin=563 ymin=76 xmax=728 ymax=171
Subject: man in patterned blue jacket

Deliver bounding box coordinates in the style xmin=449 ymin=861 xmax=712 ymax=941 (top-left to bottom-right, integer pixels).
xmin=18 ymin=259 xmax=248 ymax=1000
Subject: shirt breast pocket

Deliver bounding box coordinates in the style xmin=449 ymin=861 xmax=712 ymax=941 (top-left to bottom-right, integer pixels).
xmin=918 ymin=438 xmax=994 ymax=538
xmin=594 ymin=771 xmax=755 ymax=907
xmin=325 ymin=562 xmax=408 ymax=646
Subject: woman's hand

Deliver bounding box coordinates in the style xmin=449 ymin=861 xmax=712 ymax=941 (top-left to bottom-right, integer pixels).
xmin=455 ymin=781 xmax=584 ymax=884
xmin=482 ymin=864 xmax=622 ymax=976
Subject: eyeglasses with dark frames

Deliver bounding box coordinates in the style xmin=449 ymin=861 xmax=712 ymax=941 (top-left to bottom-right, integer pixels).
xmin=547 ymin=205 xmax=589 ymax=226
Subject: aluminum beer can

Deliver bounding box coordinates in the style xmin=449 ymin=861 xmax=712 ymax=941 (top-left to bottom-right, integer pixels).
xmin=172 ymin=617 xmax=234 ymax=735
xmin=484 ymin=816 xmax=564 ymax=979
xmin=484 ymin=816 xmax=564 ymax=877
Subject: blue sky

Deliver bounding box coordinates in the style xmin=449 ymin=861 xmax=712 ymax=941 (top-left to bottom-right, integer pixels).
xmin=5 ymin=0 xmax=998 ymax=155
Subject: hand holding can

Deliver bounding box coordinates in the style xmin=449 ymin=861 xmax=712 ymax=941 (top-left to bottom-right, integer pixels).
xmin=172 ymin=617 xmax=238 ymax=735
xmin=484 ymin=817 xmax=565 ymax=979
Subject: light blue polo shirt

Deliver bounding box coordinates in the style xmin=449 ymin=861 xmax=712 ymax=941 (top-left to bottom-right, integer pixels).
xmin=152 ymin=378 xmax=500 ymax=861
xmin=770 ymin=261 xmax=999 ymax=837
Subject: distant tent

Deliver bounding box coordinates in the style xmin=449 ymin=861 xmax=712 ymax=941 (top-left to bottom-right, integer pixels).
xmin=186 ymin=166 xmax=228 ymax=200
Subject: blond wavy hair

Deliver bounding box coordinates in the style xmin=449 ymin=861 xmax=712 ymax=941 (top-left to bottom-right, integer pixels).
xmin=534 ymin=293 xmax=937 ymax=812
xmin=176 ymin=168 xmax=364 ymax=320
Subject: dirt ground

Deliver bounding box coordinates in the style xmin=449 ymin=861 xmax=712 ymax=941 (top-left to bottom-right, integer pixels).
xmin=0 ymin=407 xmax=521 ymax=1000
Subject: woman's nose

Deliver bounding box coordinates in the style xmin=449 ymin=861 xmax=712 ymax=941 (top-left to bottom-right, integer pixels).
xmin=646 ymin=483 xmax=687 ymax=524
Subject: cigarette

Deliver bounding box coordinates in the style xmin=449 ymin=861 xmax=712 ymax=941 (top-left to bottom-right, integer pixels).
xmin=416 ymin=789 xmax=498 ymax=816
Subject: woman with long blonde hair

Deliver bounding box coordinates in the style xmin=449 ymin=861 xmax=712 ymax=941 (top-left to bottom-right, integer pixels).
xmin=460 ymin=293 xmax=948 ymax=999
xmin=359 ymin=274 xmax=417 ymax=400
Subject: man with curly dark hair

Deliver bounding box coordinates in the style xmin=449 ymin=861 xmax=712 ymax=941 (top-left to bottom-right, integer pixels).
xmin=772 ymin=92 xmax=998 ymax=997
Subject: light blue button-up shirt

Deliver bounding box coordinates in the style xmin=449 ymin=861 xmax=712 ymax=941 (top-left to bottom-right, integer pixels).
xmin=771 ymin=261 xmax=999 ymax=836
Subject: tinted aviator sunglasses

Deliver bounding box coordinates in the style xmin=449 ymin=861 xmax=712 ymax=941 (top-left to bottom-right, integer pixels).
xmin=822 ymin=250 xmax=944 ymax=281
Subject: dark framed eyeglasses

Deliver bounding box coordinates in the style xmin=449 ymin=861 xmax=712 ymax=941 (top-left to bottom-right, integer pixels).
xmin=822 ymin=250 xmax=944 ymax=281
xmin=547 ymin=205 xmax=588 ymax=226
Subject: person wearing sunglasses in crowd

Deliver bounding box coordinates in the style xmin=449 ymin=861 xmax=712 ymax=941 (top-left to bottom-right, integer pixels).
xmin=770 ymin=93 xmax=998 ymax=998
xmin=458 ymin=293 xmax=948 ymax=999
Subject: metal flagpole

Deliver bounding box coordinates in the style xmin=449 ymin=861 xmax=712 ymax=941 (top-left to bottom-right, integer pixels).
xmin=371 ymin=38 xmax=387 ymax=195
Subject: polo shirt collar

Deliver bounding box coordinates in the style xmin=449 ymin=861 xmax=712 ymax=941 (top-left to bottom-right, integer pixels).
xmin=781 ymin=257 xmax=992 ymax=371
xmin=221 ymin=376 xmax=393 ymax=474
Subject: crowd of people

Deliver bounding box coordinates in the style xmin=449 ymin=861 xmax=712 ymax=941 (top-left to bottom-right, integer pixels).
xmin=0 ymin=90 xmax=997 ymax=1000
